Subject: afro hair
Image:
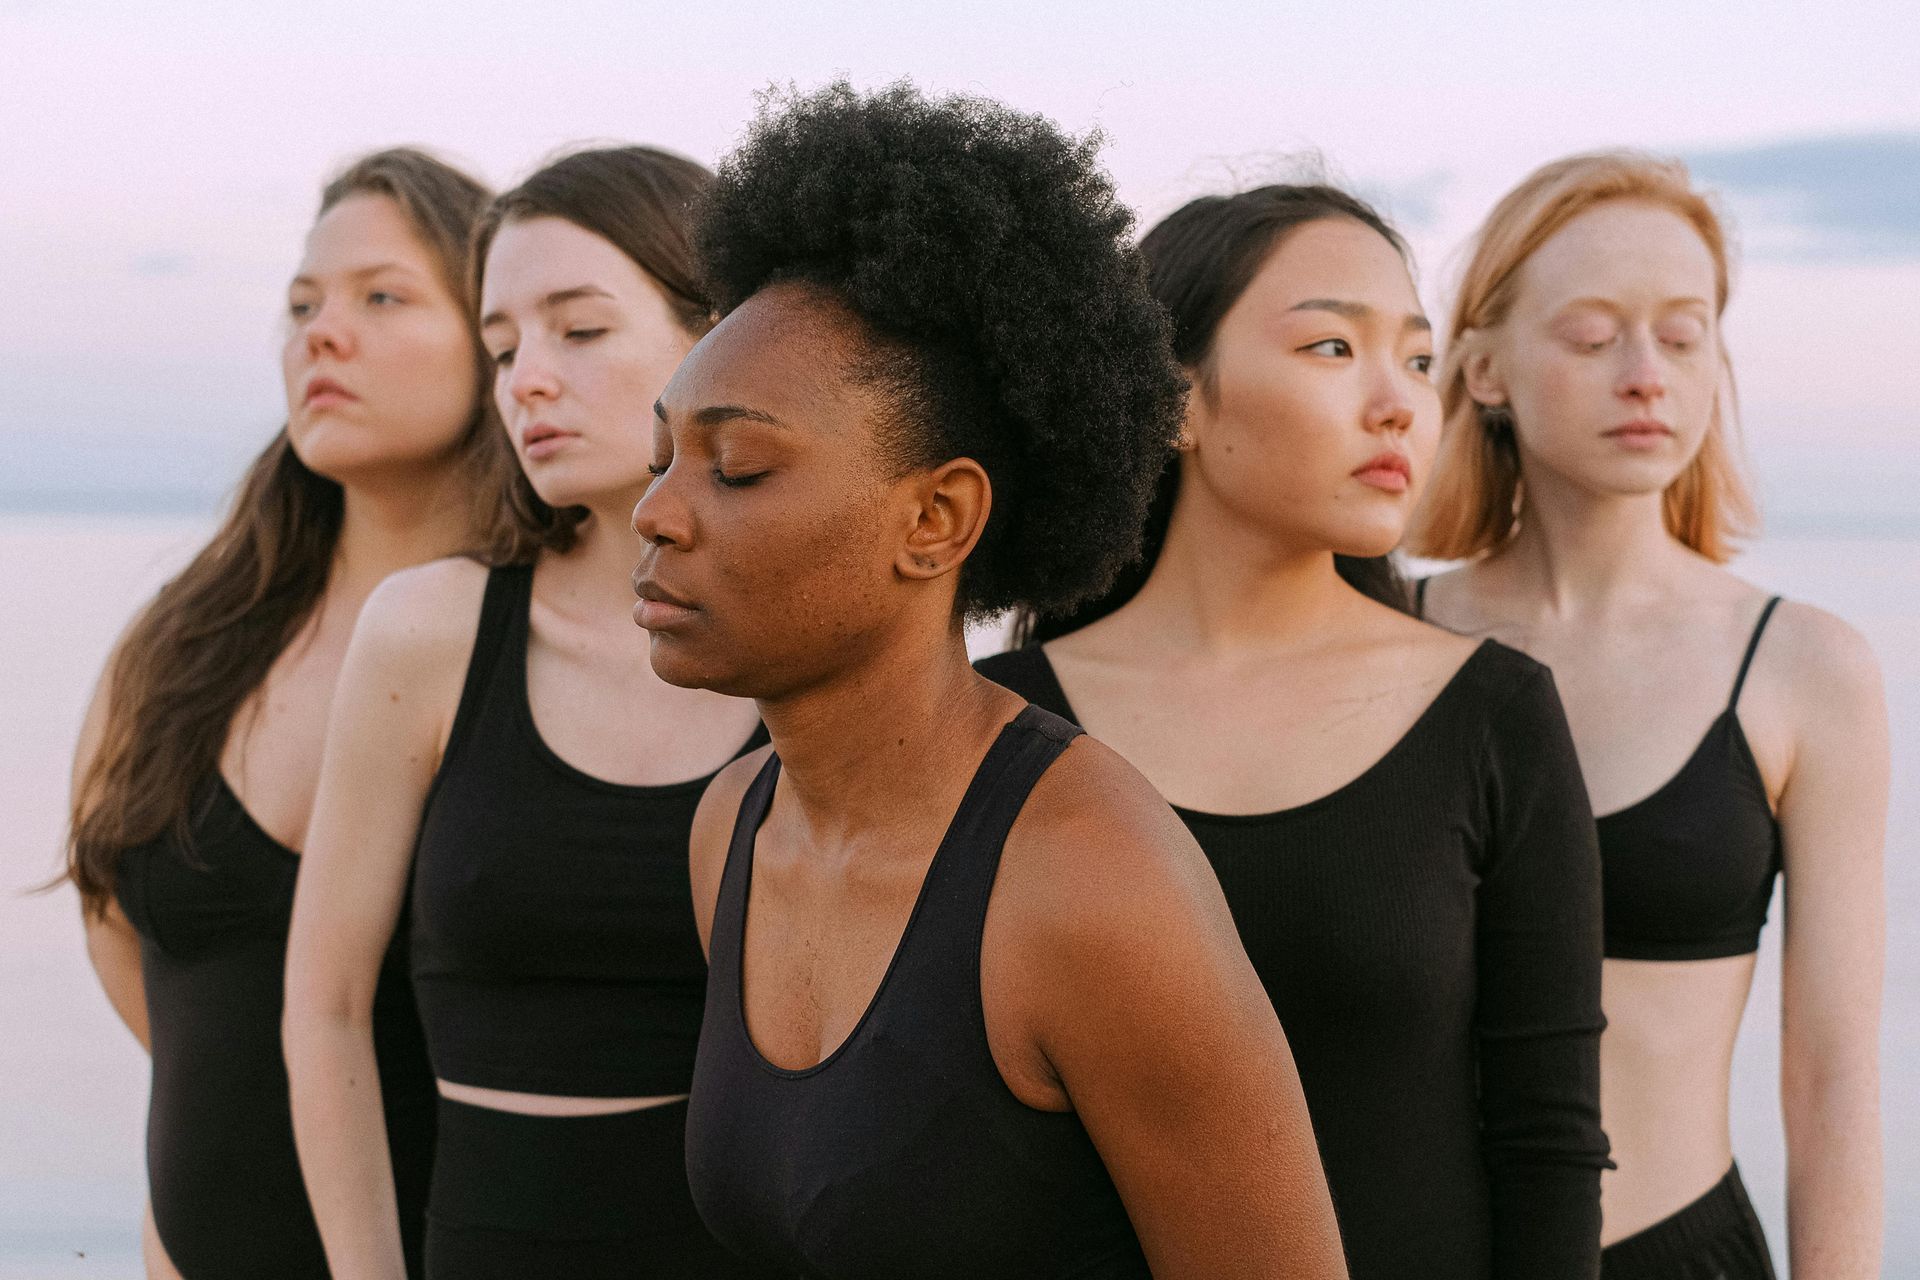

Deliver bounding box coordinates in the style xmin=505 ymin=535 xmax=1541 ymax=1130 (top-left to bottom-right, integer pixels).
xmin=697 ymin=79 xmax=1187 ymax=620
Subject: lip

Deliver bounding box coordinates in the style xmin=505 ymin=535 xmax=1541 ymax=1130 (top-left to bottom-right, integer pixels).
xmin=303 ymin=375 xmax=357 ymax=409
xmin=1351 ymin=451 xmax=1412 ymax=494
xmin=630 ymin=572 xmax=699 ymax=631
xmin=1604 ymin=419 xmax=1674 ymax=451
xmin=520 ymin=423 xmax=580 ymax=462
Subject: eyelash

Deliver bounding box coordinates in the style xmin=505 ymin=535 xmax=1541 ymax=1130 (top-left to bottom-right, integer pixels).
xmin=1302 ymin=338 xmax=1352 ymax=357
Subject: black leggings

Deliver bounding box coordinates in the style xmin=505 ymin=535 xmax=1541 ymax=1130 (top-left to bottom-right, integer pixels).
xmin=1601 ymin=1164 xmax=1777 ymax=1280
xmin=424 ymin=1096 xmax=765 ymax=1279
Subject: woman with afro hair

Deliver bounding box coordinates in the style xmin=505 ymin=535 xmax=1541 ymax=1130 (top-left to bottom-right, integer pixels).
xmin=634 ymin=82 xmax=1347 ymax=1277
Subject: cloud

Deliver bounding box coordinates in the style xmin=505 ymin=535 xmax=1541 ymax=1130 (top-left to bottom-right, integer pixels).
xmin=1686 ymin=132 xmax=1920 ymax=262
xmin=128 ymin=251 xmax=192 ymax=277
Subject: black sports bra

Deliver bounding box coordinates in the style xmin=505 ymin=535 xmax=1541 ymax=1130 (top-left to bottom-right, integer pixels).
xmin=1417 ymin=582 xmax=1783 ymax=961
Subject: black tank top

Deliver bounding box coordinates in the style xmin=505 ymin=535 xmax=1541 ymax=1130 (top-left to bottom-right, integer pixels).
xmin=116 ymin=776 xmax=436 ymax=1279
xmin=410 ymin=563 xmax=764 ymax=1096
xmin=1595 ymin=596 xmax=1784 ymax=960
xmin=684 ymin=706 xmax=1151 ymax=1278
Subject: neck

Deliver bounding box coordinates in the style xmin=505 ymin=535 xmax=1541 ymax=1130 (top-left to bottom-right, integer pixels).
xmin=1118 ymin=475 xmax=1359 ymax=658
xmin=330 ymin=466 xmax=471 ymax=607
xmin=759 ymin=612 xmax=1006 ymax=843
xmin=543 ymin=487 xmax=653 ymax=616
xmin=1497 ymin=458 xmax=1686 ymax=613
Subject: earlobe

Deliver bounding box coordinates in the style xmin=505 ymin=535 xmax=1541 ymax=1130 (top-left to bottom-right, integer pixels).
xmin=895 ymin=459 xmax=992 ymax=583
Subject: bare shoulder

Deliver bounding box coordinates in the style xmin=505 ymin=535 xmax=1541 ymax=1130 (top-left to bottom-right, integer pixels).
xmin=351 ymin=555 xmax=493 ymax=672
xmin=688 ymin=744 xmax=775 ymax=949
xmin=998 ymin=733 xmax=1230 ymax=953
xmin=1761 ymin=599 xmax=1886 ymax=723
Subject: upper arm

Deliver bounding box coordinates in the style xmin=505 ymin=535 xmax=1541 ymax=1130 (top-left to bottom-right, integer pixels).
xmin=998 ymin=742 xmax=1345 ymax=1278
xmin=284 ymin=562 xmax=483 ymax=1021
xmin=687 ymin=748 xmax=769 ymax=958
xmin=1773 ymin=605 xmax=1888 ymax=1073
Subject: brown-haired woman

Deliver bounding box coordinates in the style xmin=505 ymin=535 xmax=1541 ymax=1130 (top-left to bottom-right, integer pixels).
xmin=283 ymin=147 xmax=769 ymax=1279
xmin=1410 ymin=151 xmax=1887 ymax=1279
xmin=67 ymin=147 xmax=503 ymax=1280
xmin=980 ymin=183 xmax=1610 ymax=1279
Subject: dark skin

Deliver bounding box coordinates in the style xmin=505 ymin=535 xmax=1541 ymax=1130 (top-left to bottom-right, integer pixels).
xmin=632 ymin=282 xmax=1348 ymax=1278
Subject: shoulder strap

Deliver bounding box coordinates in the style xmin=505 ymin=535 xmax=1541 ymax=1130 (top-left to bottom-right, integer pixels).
xmin=1414 ymin=575 xmax=1430 ymax=617
xmin=912 ymin=706 xmax=1083 ymax=949
xmin=439 ymin=562 xmax=535 ymax=767
xmin=706 ymin=754 xmax=783 ymax=1005
xmin=1728 ymin=595 xmax=1783 ymax=710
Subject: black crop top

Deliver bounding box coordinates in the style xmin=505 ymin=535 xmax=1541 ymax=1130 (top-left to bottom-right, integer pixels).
xmin=410 ymin=563 xmax=764 ymax=1097
xmin=1415 ymin=582 xmax=1785 ymax=962
xmin=116 ymin=776 xmax=435 ymax=1279
xmin=685 ymin=707 xmax=1150 ymax=1278
xmin=1596 ymin=597 xmax=1784 ymax=960
xmin=978 ymin=642 xmax=1609 ymax=1280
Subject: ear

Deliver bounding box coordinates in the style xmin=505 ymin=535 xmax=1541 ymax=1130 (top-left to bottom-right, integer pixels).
xmin=894 ymin=457 xmax=992 ymax=584
xmin=1457 ymin=329 xmax=1508 ymax=409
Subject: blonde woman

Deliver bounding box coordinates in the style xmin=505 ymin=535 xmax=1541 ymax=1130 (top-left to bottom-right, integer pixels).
xmin=1412 ymin=152 xmax=1886 ymax=1279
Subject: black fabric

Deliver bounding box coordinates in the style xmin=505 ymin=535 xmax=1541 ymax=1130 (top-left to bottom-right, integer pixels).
xmin=977 ymin=642 xmax=1609 ymax=1280
xmin=116 ymin=776 xmax=435 ymax=1279
xmin=411 ymin=563 xmax=765 ymax=1097
xmin=685 ymin=705 xmax=1151 ymax=1279
xmin=423 ymin=1097 xmax=759 ymax=1279
xmin=1596 ymin=598 xmax=1784 ymax=960
xmin=1600 ymin=1165 xmax=1777 ymax=1280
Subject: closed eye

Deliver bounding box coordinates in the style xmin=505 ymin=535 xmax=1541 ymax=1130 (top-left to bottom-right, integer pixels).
xmin=713 ymin=468 xmax=768 ymax=488
xmin=565 ymin=328 xmax=608 ymax=344
xmin=491 ymin=349 xmax=516 ymax=368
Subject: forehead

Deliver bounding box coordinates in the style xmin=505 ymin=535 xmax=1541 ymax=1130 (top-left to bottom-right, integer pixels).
xmin=1517 ymin=201 xmax=1718 ymax=310
xmin=299 ymin=192 xmax=435 ymax=278
xmin=480 ymin=215 xmax=652 ymax=312
xmin=660 ymin=284 xmax=867 ymax=426
xmin=1240 ymin=217 xmax=1418 ymax=315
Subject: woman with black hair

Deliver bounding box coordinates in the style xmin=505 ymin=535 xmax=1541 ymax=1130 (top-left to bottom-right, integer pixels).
xmin=636 ymin=84 xmax=1347 ymax=1278
xmin=979 ymin=185 xmax=1610 ymax=1279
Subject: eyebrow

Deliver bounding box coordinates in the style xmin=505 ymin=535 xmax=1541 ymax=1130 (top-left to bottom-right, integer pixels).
xmin=1555 ymin=294 xmax=1712 ymax=316
xmin=290 ymin=261 xmax=421 ymax=289
xmin=1289 ymin=298 xmax=1432 ymax=332
xmin=479 ymin=285 xmax=617 ymax=330
xmin=651 ymin=400 xmax=789 ymax=430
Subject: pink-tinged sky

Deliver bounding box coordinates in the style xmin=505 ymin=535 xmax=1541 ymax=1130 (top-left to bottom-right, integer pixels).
xmin=3 ymin=0 xmax=1918 ymax=522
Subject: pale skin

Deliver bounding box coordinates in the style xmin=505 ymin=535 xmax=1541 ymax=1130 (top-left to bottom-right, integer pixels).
xmin=73 ymin=190 xmax=484 ymax=1280
xmin=283 ymin=215 xmax=761 ymax=1280
xmin=638 ymin=283 xmax=1348 ymax=1277
xmin=1422 ymin=200 xmax=1886 ymax=1275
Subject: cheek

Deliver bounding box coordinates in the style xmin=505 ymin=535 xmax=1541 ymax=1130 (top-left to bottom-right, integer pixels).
xmin=1207 ymin=371 xmax=1347 ymax=503
xmin=376 ymin=317 xmax=479 ymax=445
xmin=710 ymin=484 xmax=896 ymax=656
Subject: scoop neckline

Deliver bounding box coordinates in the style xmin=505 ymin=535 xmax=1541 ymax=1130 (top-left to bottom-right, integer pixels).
xmin=1037 ymin=639 xmax=1497 ymax=825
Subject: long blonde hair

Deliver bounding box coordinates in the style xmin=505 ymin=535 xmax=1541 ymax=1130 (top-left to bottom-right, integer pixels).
xmin=1407 ymin=150 xmax=1758 ymax=563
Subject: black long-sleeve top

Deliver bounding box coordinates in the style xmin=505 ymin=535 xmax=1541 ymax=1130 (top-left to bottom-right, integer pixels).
xmin=977 ymin=640 xmax=1609 ymax=1280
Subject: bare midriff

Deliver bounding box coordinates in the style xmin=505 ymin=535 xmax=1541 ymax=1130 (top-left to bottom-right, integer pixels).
xmin=436 ymin=1079 xmax=690 ymax=1117
xmin=1598 ymin=952 xmax=1758 ymax=1245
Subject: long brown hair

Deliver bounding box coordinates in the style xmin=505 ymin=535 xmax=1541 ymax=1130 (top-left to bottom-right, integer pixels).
xmin=469 ymin=145 xmax=716 ymax=553
xmin=1407 ymin=150 xmax=1758 ymax=563
xmin=66 ymin=148 xmax=509 ymax=914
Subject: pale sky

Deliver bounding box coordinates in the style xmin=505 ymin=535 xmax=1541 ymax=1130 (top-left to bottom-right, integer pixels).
xmin=4 ymin=0 xmax=1918 ymax=524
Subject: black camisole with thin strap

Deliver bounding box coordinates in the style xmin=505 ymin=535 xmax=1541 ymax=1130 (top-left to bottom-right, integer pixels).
xmin=684 ymin=706 xmax=1151 ymax=1279
xmin=1415 ymin=582 xmax=1784 ymax=961
xmin=115 ymin=778 xmax=436 ymax=1279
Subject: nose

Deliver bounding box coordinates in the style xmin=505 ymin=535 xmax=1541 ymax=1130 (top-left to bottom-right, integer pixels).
xmin=303 ymin=298 xmax=356 ymax=361
xmin=1363 ymin=360 xmax=1416 ymax=435
xmin=631 ymin=463 xmax=692 ymax=549
xmin=1616 ymin=330 xmax=1667 ymax=404
xmin=505 ymin=337 xmax=561 ymax=407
